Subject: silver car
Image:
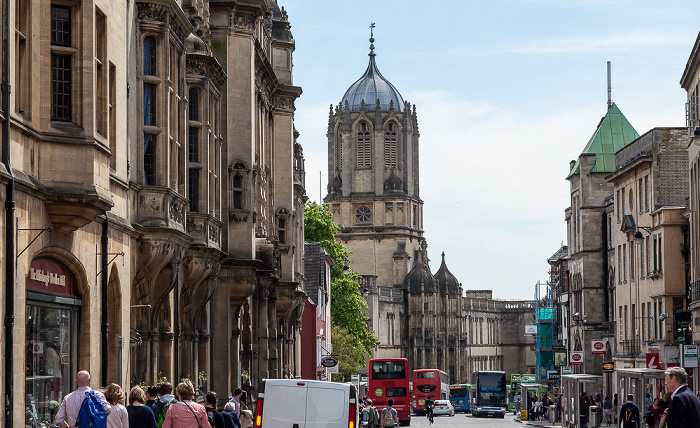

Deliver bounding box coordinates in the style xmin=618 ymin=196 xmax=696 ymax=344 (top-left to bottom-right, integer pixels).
xmin=432 ymin=400 xmax=455 ymax=417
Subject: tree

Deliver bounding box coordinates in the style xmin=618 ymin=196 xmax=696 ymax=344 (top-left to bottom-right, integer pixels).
xmin=304 ymin=201 xmax=378 ymax=357
xmin=330 ymin=325 xmax=366 ymax=382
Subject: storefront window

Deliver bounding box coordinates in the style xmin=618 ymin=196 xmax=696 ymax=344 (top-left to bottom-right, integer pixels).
xmin=25 ymin=258 xmax=80 ymax=426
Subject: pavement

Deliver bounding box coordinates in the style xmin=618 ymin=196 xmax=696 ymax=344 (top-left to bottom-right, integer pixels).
xmin=512 ymin=416 xmax=561 ymax=427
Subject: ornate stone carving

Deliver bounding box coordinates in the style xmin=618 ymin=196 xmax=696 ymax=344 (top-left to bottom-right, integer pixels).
xmin=137 ymin=4 xmax=167 ymax=23
xmin=274 ymin=96 xmax=294 ymax=111
xmin=169 ymin=200 xmax=184 ymax=225
xmin=232 ymin=12 xmax=256 ymax=32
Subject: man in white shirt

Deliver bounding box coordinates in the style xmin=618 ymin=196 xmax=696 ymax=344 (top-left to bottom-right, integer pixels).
xmin=55 ymin=370 xmax=111 ymax=428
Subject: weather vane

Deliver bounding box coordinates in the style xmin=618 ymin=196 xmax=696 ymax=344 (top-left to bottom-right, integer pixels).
xmin=369 ymin=22 xmax=375 ymax=53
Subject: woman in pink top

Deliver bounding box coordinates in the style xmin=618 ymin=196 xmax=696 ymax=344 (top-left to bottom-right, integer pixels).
xmin=162 ymin=381 xmax=211 ymax=428
xmin=104 ymin=383 xmax=129 ymax=428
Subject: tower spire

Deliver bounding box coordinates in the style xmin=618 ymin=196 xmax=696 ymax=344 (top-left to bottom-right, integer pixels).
xmin=607 ymin=61 xmax=612 ymax=110
xmin=369 ymin=22 xmax=376 ymax=55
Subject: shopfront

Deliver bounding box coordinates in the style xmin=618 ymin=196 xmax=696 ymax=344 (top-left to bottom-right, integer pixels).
xmin=24 ymin=257 xmax=81 ymax=426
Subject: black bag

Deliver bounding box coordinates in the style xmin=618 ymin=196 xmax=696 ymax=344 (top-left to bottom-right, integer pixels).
xmin=644 ymin=412 xmax=654 ymax=427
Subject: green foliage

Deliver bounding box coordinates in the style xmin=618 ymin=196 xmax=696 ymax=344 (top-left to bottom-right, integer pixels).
xmin=330 ymin=325 xmax=366 ymax=382
xmin=304 ymin=201 xmax=378 ymax=356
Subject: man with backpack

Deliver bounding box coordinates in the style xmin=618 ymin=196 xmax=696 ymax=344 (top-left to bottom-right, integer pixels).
xmin=380 ymin=399 xmax=398 ymax=428
xmin=361 ymin=398 xmax=379 ymax=428
xmin=55 ymin=370 xmax=112 ymax=428
xmin=618 ymin=393 xmax=640 ymax=428
xmin=152 ymin=382 xmax=178 ymax=428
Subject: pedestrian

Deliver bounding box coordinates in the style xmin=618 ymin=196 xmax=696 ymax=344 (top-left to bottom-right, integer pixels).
xmin=614 ymin=393 xmax=619 ymax=425
xmin=239 ymin=390 xmax=249 ymax=411
xmin=146 ymin=386 xmax=160 ymax=408
xmin=229 ymin=388 xmax=243 ymax=417
xmin=205 ymin=391 xmax=225 ymax=428
xmin=239 ymin=408 xmax=253 ymax=428
xmin=127 ymin=386 xmax=158 ymax=428
xmin=696 ymin=390 xmax=700 ymax=402
xmin=534 ymin=396 xmax=543 ymax=422
xmin=363 ymin=398 xmax=379 ymax=428
xmin=222 ymin=401 xmax=241 ymax=428
xmin=664 ymin=366 xmax=700 ymax=428
xmin=104 ymin=383 xmax=129 ymax=428
xmin=55 ymin=370 xmax=112 ymax=428
xmin=646 ymin=398 xmax=662 ymax=428
xmin=604 ymin=396 xmax=613 ymax=426
xmin=581 ymin=392 xmax=591 ymax=428
xmin=162 ymin=380 xmax=211 ymax=428
xmin=152 ymin=382 xmax=178 ymax=427
xmin=380 ymin=398 xmax=399 ymax=428
xmin=514 ymin=397 xmax=522 ymax=417
xmin=619 ymin=393 xmax=640 ymax=428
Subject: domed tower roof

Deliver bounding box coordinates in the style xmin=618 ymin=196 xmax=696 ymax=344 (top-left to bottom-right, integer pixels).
xmin=403 ymin=244 xmax=436 ymax=293
xmin=340 ymin=26 xmax=404 ymax=112
xmin=434 ymin=252 xmax=461 ymax=295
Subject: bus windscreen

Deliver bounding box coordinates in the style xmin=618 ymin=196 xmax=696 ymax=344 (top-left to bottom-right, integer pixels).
xmin=449 ymin=386 xmax=468 ymax=398
xmin=372 ymin=360 xmax=406 ymax=380
xmin=477 ymin=373 xmax=507 ymax=407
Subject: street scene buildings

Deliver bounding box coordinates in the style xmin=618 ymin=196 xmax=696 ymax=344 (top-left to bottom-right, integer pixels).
xmin=2 ymin=1 xmax=700 ymax=427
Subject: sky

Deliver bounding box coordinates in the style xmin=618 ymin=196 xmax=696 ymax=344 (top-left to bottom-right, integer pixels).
xmin=282 ymin=1 xmax=699 ymax=301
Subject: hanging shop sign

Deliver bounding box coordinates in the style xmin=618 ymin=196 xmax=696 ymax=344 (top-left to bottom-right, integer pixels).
xmin=603 ymin=362 xmax=615 ymax=373
xmin=321 ymin=356 xmax=339 ymax=368
xmin=570 ymin=352 xmax=584 ymax=365
xmin=591 ymin=339 xmax=607 ymax=354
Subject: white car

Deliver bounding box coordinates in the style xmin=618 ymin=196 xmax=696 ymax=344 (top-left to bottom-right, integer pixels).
xmin=432 ymin=400 xmax=455 ymax=416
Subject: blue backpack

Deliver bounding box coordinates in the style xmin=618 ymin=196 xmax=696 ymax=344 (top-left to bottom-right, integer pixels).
xmin=75 ymin=390 xmax=108 ymax=428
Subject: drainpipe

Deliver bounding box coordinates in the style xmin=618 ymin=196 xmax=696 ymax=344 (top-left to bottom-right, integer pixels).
xmin=3 ymin=0 xmax=16 ymax=424
xmin=102 ymin=215 xmax=109 ymax=385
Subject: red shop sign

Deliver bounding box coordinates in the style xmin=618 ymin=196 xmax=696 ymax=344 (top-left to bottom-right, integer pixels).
xmin=26 ymin=258 xmax=78 ymax=297
xmin=570 ymin=352 xmax=584 ymax=365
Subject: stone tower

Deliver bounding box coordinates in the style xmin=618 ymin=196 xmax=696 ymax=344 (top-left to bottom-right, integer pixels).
xmin=324 ymin=29 xmax=423 ymax=359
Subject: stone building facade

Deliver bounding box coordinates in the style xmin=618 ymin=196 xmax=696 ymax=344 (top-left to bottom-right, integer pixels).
xmin=606 ymin=128 xmax=688 ymax=374
xmin=324 ymin=36 xmax=534 ymax=384
xmin=0 ymin=1 xmax=306 ymax=425
xmin=565 ymin=103 xmax=639 ymax=394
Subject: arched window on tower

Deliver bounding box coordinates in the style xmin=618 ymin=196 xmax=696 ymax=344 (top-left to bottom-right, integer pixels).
xmin=384 ymin=122 xmax=397 ymax=167
xmin=357 ymin=122 xmax=371 ymax=168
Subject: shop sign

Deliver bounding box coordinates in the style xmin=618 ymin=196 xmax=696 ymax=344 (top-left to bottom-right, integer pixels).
xmin=603 ymin=362 xmax=615 ymax=373
xmin=561 ymin=366 xmax=572 ymax=375
xmin=525 ymin=325 xmax=537 ymax=335
xmin=522 ymin=374 xmax=536 ymax=383
xmin=570 ymin=351 xmax=584 ymax=365
xmin=26 ymin=258 xmax=78 ymax=296
xmin=553 ymin=386 xmax=561 ymax=394
xmin=683 ymin=345 xmax=698 ymax=368
xmin=548 ymin=370 xmax=560 ymax=380
xmin=591 ymin=339 xmax=607 ymax=354
xmin=646 ymin=352 xmax=660 ymax=369
xmin=321 ymin=356 xmax=338 ymax=367
xmin=32 ymin=342 xmax=44 ymax=356
xmin=351 ymin=374 xmax=360 ymax=381
xmin=554 ymin=351 xmax=567 ymax=366
xmin=327 ymin=365 xmax=339 ymax=374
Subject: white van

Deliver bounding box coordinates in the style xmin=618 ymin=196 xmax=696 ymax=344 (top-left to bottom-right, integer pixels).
xmin=256 ymin=379 xmax=358 ymax=428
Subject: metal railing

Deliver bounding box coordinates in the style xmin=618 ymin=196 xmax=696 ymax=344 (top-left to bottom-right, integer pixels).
xmin=689 ymin=279 xmax=700 ymax=304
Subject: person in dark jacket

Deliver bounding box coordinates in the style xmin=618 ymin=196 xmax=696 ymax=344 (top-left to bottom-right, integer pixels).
xmin=222 ymin=402 xmax=241 ymax=428
xmin=664 ymin=367 xmax=700 ymax=428
xmin=618 ymin=394 xmax=640 ymax=428
xmin=205 ymin=391 xmax=225 ymax=428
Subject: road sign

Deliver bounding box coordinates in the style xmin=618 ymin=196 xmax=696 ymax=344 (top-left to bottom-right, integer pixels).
xmin=683 ymin=345 xmax=698 ymax=368
xmin=351 ymin=374 xmax=360 ymax=381
xmin=646 ymin=353 xmax=660 ymax=369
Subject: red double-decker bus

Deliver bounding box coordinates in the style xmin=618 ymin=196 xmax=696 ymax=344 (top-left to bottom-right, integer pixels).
xmin=412 ymin=369 xmax=449 ymax=415
xmin=368 ymin=358 xmax=410 ymax=425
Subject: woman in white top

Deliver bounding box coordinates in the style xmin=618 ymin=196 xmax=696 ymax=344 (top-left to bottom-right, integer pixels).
xmin=104 ymin=383 xmax=130 ymax=428
xmin=534 ymin=397 xmax=544 ymax=422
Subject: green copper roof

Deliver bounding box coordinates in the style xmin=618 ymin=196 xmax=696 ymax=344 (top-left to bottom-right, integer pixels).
xmin=568 ymin=103 xmax=639 ymax=177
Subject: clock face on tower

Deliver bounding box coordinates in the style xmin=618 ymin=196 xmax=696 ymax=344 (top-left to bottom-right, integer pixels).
xmin=355 ymin=206 xmax=372 ymax=223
